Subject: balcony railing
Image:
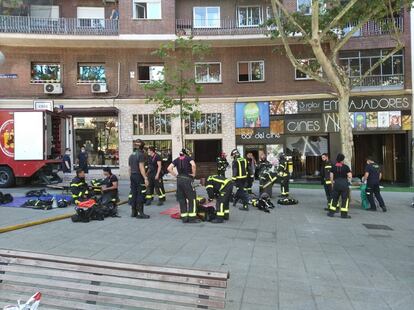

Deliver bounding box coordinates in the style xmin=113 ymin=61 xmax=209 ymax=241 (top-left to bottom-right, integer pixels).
xmin=351 ymin=74 xmax=404 ymax=91
xmin=344 ymin=17 xmax=403 ymax=37
xmin=176 ymin=19 xmax=269 ymax=36
xmin=0 ymin=15 xmax=118 ymax=35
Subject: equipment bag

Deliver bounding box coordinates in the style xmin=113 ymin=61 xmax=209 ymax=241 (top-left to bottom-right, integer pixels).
xmin=360 ymin=184 xmax=370 ymax=209
xmin=0 ymin=192 xmax=13 ymax=204
xmin=277 ymin=197 xmax=298 ymax=205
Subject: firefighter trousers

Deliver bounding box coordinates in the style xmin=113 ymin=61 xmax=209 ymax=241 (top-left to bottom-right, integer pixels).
xmin=323 ymin=182 xmax=333 ymax=205
xmin=329 ymin=180 xmax=350 ymax=216
xmin=176 ymin=176 xmax=197 ymax=219
xmin=146 ymin=175 xmax=166 ymax=202
xmin=234 ymin=179 xmax=249 ymax=206
xmin=280 ymin=176 xmax=289 ymax=197
xmin=130 ymin=173 xmax=145 ymax=215
xmin=366 ymin=183 xmax=385 ymax=210
xmin=245 ymin=176 xmax=254 ymax=194
xmin=216 ymin=183 xmax=233 ymax=219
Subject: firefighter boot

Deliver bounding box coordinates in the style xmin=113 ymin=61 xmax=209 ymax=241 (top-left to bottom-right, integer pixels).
xmin=136 ymin=202 xmax=150 ymax=219
xmin=340 ymin=212 xmax=351 ymax=219
xmin=131 ymin=207 xmax=137 ymax=217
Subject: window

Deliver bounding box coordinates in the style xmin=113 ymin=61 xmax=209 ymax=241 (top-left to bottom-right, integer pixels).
xmin=295 ymin=59 xmax=322 ymax=80
xmin=185 ymin=113 xmax=222 ymax=134
xmin=193 ymin=7 xmax=220 ymax=28
xmin=238 ymin=61 xmax=265 ymax=82
xmin=133 ymin=114 xmax=171 ymax=135
xmin=30 ymin=5 xmax=60 ymax=18
xmin=238 ymin=6 xmax=262 ymax=27
xmin=297 ymin=0 xmax=311 ymax=15
xmin=138 ymin=64 xmax=164 ymax=83
xmin=77 ymin=7 xmax=105 ymax=28
xmin=195 ymin=63 xmax=222 ymax=83
xmin=133 ymin=0 xmax=161 ymax=19
xmin=31 ymin=63 xmax=61 ymax=83
xmin=78 ymin=63 xmax=106 ymax=83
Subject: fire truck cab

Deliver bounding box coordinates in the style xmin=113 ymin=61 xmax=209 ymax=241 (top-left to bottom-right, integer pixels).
xmin=0 ymin=109 xmax=70 ymax=188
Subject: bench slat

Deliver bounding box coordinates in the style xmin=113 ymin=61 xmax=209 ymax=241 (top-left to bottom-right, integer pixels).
xmin=0 ymin=274 xmax=225 ymax=309
xmin=0 ymin=249 xmax=229 ymax=280
xmin=0 ymin=256 xmax=227 ymax=288
xmin=0 ymin=264 xmax=226 ymax=299
xmin=0 ymin=284 xmax=199 ymax=310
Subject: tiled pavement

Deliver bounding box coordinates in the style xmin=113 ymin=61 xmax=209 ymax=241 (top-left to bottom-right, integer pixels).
xmin=0 ymin=182 xmax=413 ymax=310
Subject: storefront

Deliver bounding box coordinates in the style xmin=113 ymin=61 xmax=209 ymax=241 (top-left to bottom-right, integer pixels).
xmin=235 ymin=95 xmax=412 ymax=183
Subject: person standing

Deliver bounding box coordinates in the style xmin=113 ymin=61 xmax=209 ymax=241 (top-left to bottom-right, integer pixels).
xmin=364 ymin=157 xmax=387 ymax=212
xmin=168 ymin=149 xmax=200 ymax=223
xmin=205 ymin=175 xmax=233 ymax=223
xmin=245 ymin=152 xmax=256 ymax=194
xmin=77 ymin=146 xmax=89 ymax=174
xmin=327 ymin=153 xmax=352 ymax=219
xmin=146 ymin=146 xmax=166 ymax=206
xmin=62 ymin=148 xmax=72 ymax=182
xmin=231 ymin=149 xmax=249 ymax=211
xmin=277 ymin=153 xmax=290 ymax=198
xmin=128 ymin=139 xmax=150 ymax=219
xmin=216 ymin=152 xmax=229 ymax=177
xmin=321 ymin=153 xmax=334 ymax=210
xmin=257 ymin=152 xmax=270 ymax=177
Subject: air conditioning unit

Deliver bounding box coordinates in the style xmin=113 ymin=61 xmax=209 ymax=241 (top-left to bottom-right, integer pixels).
xmin=91 ymin=83 xmax=108 ymax=93
xmin=44 ymin=83 xmax=63 ymax=94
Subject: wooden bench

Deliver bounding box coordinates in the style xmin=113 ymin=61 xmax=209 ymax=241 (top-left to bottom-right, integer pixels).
xmin=0 ymin=249 xmax=229 ymax=310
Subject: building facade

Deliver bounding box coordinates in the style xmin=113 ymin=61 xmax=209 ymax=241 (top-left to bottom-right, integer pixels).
xmin=0 ymin=0 xmax=412 ymax=183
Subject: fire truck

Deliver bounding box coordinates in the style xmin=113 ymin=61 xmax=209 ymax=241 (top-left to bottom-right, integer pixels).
xmin=0 ymin=109 xmax=69 ymax=188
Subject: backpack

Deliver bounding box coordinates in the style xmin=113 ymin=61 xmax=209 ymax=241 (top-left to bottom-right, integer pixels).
xmin=0 ymin=192 xmax=13 ymax=204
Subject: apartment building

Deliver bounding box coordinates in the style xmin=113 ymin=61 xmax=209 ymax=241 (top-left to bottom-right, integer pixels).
xmin=0 ymin=0 xmax=412 ymax=183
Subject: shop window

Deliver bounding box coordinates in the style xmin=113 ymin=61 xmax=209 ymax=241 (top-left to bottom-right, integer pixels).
xmin=185 ymin=113 xmax=222 ymax=134
xmin=195 ymin=62 xmax=222 ymax=83
xmin=133 ymin=114 xmax=171 ymax=135
xmin=295 ymin=59 xmax=322 ymax=80
xmin=31 ymin=63 xmax=61 ymax=83
xmin=238 ymin=6 xmax=262 ymax=27
xmin=73 ymin=117 xmax=119 ymax=167
xmin=297 ymin=0 xmax=311 ymax=15
xmin=133 ymin=0 xmax=161 ymax=19
xmin=137 ymin=64 xmax=164 ymax=83
xmin=193 ymin=7 xmax=220 ymax=28
xmin=77 ymin=63 xmax=106 ymax=83
xmin=238 ymin=61 xmax=265 ymax=82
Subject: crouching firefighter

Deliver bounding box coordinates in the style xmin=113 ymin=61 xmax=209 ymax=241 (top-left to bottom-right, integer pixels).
xmin=168 ymin=149 xmax=200 ymax=224
xmin=205 ymin=175 xmax=233 ymax=223
xmin=231 ymin=149 xmax=250 ymax=211
xmin=70 ymin=169 xmax=90 ymax=205
xmin=327 ymin=153 xmax=352 ymax=219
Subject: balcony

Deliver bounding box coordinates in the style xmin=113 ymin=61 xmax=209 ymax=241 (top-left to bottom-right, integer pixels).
xmin=176 ymin=19 xmax=269 ymax=36
xmin=344 ymin=17 xmax=403 ymax=37
xmin=0 ymin=15 xmax=118 ymax=36
xmin=351 ymin=74 xmax=404 ymax=92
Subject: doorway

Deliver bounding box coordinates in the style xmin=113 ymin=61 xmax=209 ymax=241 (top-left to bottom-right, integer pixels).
xmin=353 ymin=133 xmax=408 ymax=183
xmin=186 ymin=139 xmax=222 ymax=178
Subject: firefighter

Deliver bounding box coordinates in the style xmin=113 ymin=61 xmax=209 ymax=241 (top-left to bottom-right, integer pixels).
xmin=321 ymin=153 xmax=333 ymax=210
xmin=259 ymin=165 xmax=278 ymax=197
xmin=128 ymin=139 xmax=150 ymax=219
xmin=231 ymin=149 xmax=249 ymax=211
xmin=168 ymin=149 xmax=200 ymax=224
xmin=327 ymin=153 xmax=352 ymax=219
xmin=257 ymin=152 xmax=271 ymax=177
xmin=205 ymin=175 xmax=233 ymax=223
xmin=245 ymin=152 xmax=256 ymax=194
xmin=70 ymin=168 xmax=89 ymax=205
xmin=277 ymin=153 xmax=290 ymax=198
xmin=100 ymin=167 xmax=119 ymax=206
xmin=364 ymin=157 xmax=387 ymax=212
xmin=145 ymin=146 xmax=166 ymax=206
xmin=216 ymin=152 xmax=229 ymax=177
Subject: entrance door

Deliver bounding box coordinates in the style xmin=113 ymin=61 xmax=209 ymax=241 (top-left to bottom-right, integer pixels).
xmin=190 ymin=139 xmax=222 ymax=178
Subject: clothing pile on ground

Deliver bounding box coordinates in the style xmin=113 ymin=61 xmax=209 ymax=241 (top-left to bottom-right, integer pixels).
xmin=22 ymin=189 xmax=71 ymax=210
xmin=0 ymin=191 xmax=13 ymax=205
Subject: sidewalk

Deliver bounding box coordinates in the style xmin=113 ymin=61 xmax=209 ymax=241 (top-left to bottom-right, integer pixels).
xmin=0 ymin=184 xmax=413 ymax=309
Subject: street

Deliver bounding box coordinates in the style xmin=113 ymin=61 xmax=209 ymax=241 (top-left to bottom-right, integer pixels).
xmin=0 ymin=182 xmax=413 ymax=310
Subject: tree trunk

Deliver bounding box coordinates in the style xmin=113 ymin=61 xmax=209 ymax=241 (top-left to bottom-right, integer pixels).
xmin=337 ymin=92 xmax=354 ymax=168
xmin=179 ymin=101 xmax=184 ymax=150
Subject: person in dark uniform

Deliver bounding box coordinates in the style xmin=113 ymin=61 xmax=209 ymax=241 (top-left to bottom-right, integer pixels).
xmin=231 ymin=149 xmax=249 ymax=211
xmin=168 ymin=149 xmax=200 ymax=223
xmin=206 ymin=175 xmax=234 ymax=223
xmin=321 ymin=153 xmax=333 ymax=210
xmin=70 ymin=168 xmax=89 ymax=205
xmin=245 ymin=152 xmax=256 ymax=194
xmin=364 ymin=157 xmax=387 ymax=212
xmin=277 ymin=153 xmax=290 ymax=198
xmin=146 ymin=146 xmax=166 ymax=206
xmin=216 ymin=152 xmax=229 ymax=177
xmin=327 ymin=153 xmax=352 ymax=219
xmin=77 ymin=146 xmax=89 ymax=174
xmin=128 ymin=139 xmax=150 ymax=219
xmin=100 ymin=167 xmax=119 ymax=205
xmin=257 ymin=152 xmax=270 ymax=177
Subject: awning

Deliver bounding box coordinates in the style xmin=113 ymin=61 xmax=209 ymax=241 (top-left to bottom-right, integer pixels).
xmin=61 ymin=107 xmax=119 ymax=117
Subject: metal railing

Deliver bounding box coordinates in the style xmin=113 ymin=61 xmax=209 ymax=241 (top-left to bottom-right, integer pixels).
xmin=351 ymin=74 xmax=404 ymax=91
xmin=344 ymin=17 xmax=403 ymax=37
xmin=176 ymin=19 xmax=269 ymax=36
xmin=0 ymin=15 xmax=119 ymax=35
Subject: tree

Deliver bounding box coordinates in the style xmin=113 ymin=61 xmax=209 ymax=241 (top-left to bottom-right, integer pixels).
xmin=144 ymin=37 xmax=211 ymax=149
xmin=269 ymin=0 xmax=410 ymax=167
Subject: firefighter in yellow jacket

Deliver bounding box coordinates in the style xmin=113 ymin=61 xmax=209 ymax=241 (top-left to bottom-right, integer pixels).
xmin=206 ymin=175 xmax=233 ymax=223
xmin=231 ymin=149 xmax=250 ymax=211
